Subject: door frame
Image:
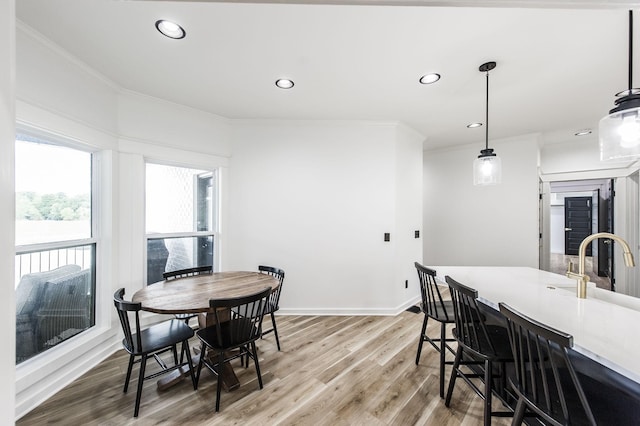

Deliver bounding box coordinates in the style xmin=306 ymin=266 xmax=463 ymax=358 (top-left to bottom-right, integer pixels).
xmin=540 ymin=168 xmax=639 ymax=296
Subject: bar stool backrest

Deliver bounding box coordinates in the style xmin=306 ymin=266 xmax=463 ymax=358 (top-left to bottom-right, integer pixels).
xmin=415 ymin=262 xmax=450 ymax=320
xmin=499 ymin=302 xmax=596 ymax=426
xmin=446 ymin=275 xmax=498 ymax=358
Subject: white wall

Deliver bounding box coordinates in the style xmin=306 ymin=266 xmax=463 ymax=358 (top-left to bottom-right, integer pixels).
xmin=1 ymin=0 xmax=16 ymax=423
xmin=227 ymin=120 xmax=423 ymax=314
xmin=423 ymin=134 xmax=540 ymax=267
xmin=541 ymin=135 xmax=637 ymax=175
xmin=550 ymin=204 xmax=564 ymax=254
xmin=117 ymin=90 xmax=232 ymax=157
xmin=392 ymin=124 xmax=424 ymax=307
xmin=16 ymin=24 xmax=118 ymax=136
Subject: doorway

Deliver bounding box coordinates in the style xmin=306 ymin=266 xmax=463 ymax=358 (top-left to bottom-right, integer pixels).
xmin=548 ymin=179 xmax=614 ymax=290
xmin=564 ymin=196 xmax=593 ymax=256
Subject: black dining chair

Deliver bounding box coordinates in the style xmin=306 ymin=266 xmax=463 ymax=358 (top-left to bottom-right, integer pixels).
xmin=499 ymin=302 xmax=597 ymax=426
xmin=444 ymin=276 xmax=514 ymax=426
xmin=113 ymin=288 xmax=197 ymax=417
xmin=195 ymin=287 xmax=272 ymax=412
xmin=258 ymin=265 xmax=285 ymax=350
xmin=414 ymin=262 xmax=456 ymax=398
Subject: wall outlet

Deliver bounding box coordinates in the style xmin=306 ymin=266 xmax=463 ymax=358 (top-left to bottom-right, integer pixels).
xmin=405 ymin=279 xmax=408 ymax=289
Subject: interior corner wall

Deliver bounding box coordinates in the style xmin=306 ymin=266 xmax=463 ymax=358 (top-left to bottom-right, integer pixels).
xmin=227 ymin=121 xmax=417 ymax=314
xmin=393 ymin=125 xmax=424 ymax=308
xmin=423 ymin=135 xmax=540 ymax=267
xmin=1 ymin=0 xmax=16 ymax=422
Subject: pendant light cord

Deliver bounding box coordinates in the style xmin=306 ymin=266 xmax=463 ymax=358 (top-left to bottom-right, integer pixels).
xmin=629 ymin=10 xmax=633 ymax=92
xmin=485 ymin=69 xmax=489 ymax=151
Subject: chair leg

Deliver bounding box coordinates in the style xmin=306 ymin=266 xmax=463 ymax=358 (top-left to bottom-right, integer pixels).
xmin=270 ymin=312 xmax=281 ymax=351
xmin=133 ymin=354 xmax=147 ymax=418
xmin=179 ymin=317 xmax=191 ymax=364
xmin=251 ymin=341 xmax=264 ymax=389
xmin=183 ymin=341 xmax=197 ymax=390
xmin=415 ymin=314 xmax=429 ymax=365
xmin=172 ymin=345 xmax=179 ymax=366
xmin=439 ymin=322 xmax=446 ymax=398
xmin=195 ymin=341 xmax=207 ymax=387
xmin=124 ymin=354 xmax=135 ymax=393
xmin=483 ymin=359 xmax=493 ymax=426
xmin=498 ymin=361 xmax=508 ymax=401
xmin=445 ymin=346 xmax=463 ymax=407
xmin=512 ymin=397 xmax=527 ymax=425
xmin=215 ymin=352 xmax=224 ymax=412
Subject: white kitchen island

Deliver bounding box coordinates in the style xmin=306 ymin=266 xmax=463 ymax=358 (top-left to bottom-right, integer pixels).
xmin=431 ymin=266 xmax=640 ymax=386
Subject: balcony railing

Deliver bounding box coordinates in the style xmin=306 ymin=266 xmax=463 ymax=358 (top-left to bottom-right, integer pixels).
xmin=15 ymin=243 xmax=96 ymax=364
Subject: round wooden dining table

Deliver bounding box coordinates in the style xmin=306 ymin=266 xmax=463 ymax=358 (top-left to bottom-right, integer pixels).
xmin=131 ymin=271 xmax=279 ymax=391
xmin=132 ymin=270 xmax=279 ymax=314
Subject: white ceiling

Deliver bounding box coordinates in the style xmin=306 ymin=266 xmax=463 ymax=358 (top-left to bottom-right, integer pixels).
xmin=15 ymin=1 xmax=640 ymax=150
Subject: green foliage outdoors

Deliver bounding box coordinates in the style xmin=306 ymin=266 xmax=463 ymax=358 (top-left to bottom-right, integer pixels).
xmin=16 ymin=192 xmax=90 ymax=221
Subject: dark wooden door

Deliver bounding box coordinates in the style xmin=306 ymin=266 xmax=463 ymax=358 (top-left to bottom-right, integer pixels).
xmin=564 ymin=196 xmax=592 ymax=256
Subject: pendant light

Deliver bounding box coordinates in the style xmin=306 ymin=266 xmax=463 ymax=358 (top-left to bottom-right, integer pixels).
xmin=473 ymin=61 xmax=502 ymax=186
xmin=599 ymin=10 xmax=640 ymax=161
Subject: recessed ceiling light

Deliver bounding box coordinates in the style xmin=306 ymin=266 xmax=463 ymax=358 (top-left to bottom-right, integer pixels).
xmin=275 ymin=79 xmax=294 ymax=89
xmin=467 ymin=122 xmax=483 ymax=128
xmin=155 ymin=20 xmax=186 ymax=39
xmin=575 ymin=129 xmax=592 ymax=136
xmin=419 ymin=73 xmax=441 ymax=85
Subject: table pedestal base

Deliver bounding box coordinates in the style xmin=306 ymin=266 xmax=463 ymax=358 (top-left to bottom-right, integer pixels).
xmin=157 ymin=312 xmax=241 ymax=391
xmin=156 ymin=352 xmax=240 ymax=391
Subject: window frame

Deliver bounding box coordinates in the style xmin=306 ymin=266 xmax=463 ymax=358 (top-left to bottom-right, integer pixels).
xmin=14 ymin=128 xmax=99 ymax=364
xmin=143 ymin=160 xmax=219 ymax=285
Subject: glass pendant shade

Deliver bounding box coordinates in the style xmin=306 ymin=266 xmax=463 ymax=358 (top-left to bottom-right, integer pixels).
xmin=600 ymin=10 xmax=640 ymax=161
xmin=473 ymin=150 xmax=502 ymax=186
xmin=599 ymin=104 xmax=640 ymax=160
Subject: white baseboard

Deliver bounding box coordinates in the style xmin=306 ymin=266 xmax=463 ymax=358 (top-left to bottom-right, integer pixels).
xmin=277 ymin=296 xmax=421 ymax=316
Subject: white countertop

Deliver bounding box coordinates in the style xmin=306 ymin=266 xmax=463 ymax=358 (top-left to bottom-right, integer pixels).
xmin=432 ymin=266 xmax=640 ymax=384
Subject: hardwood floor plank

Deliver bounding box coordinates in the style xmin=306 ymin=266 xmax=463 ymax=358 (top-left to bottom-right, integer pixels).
xmin=17 ymin=313 xmax=512 ymax=425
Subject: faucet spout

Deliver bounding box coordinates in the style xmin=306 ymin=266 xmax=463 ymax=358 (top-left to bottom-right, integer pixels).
xmin=566 ymin=232 xmax=635 ymax=299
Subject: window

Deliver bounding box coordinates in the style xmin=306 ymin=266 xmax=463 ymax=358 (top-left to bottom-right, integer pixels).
xmin=145 ymin=163 xmax=216 ymax=285
xmin=15 ymin=133 xmax=96 ymax=364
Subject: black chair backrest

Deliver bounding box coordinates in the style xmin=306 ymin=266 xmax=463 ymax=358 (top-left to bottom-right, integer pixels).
xmin=499 ymin=303 xmax=597 ymax=426
xmin=113 ymin=288 xmax=143 ymax=353
xmin=208 ymin=287 xmax=272 ymax=348
xmin=258 ymin=265 xmax=285 ymax=309
xmin=445 ymin=276 xmax=498 ymax=357
xmin=163 ymin=265 xmax=213 ymax=280
xmin=415 ymin=262 xmax=450 ymax=320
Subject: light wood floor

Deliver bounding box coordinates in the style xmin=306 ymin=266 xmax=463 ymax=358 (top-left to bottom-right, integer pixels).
xmin=17 ymin=311 xmax=512 ymax=425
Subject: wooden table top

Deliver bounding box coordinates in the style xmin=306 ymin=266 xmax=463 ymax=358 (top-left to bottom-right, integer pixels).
xmin=131 ymin=271 xmax=279 ymax=314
